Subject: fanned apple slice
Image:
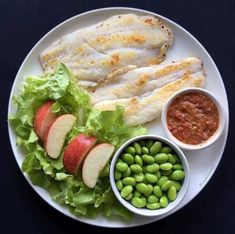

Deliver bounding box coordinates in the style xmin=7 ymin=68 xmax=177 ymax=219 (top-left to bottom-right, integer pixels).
xmin=63 ymin=134 xmax=97 ymax=175
xmin=82 ymin=143 xmax=115 ymax=188
xmin=45 ymin=114 xmax=77 ymax=159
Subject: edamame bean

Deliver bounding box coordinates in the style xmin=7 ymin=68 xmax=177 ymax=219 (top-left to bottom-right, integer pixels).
xmin=121 ymin=185 xmax=133 ymax=198
xmin=157 ymin=176 xmax=168 ymax=186
xmin=146 ymin=163 xmax=159 ymax=173
xmin=145 ymin=173 xmax=158 ymax=183
xmin=161 ymin=180 xmax=173 ymax=191
xmin=173 ymin=164 xmax=183 ymax=170
xmin=133 ymin=142 xmax=142 ymax=155
xmin=146 ymin=202 xmax=161 ymax=210
xmin=173 ymin=154 xmax=180 ymax=163
xmin=135 ymin=155 xmax=143 ymax=166
xmin=114 ymin=170 xmax=122 ymax=180
xmin=147 ymin=195 xmax=158 ymax=203
xmin=160 ymin=162 xmax=173 ymax=171
xmin=116 ymin=162 xmax=128 ymax=172
xmin=131 ymin=197 xmax=146 ymax=208
xmin=161 ymin=169 xmax=172 ymax=176
xmin=134 ymin=173 xmax=145 ymax=182
xmin=136 ymin=183 xmax=148 ymax=194
xmin=160 ymin=196 xmax=168 ymax=208
xmin=122 ymin=167 xmax=131 ymax=177
xmin=130 ymin=164 xmax=142 ymax=174
xmin=134 ymin=191 xmax=141 ymax=198
xmin=125 ymin=146 xmax=136 ymax=155
xmin=153 ymin=185 xmax=163 ymax=198
xmin=125 ymin=192 xmax=133 ymax=201
xmin=146 ymin=140 xmax=154 ymax=149
xmin=122 ymin=177 xmax=136 ymax=186
xmin=168 ymin=154 xmax=176 ymax=164
xmin=122 ymin=153 xmax=134 ymax=165
xmin=160 ymin=146 xmax=172 ymax=154
xmin=142 ymin=155 xmax=155 ymax=164
xmin=150 ymin=141 xmax=162 ymax=155
xmin=145 ymin=184 xmax=153 ymax=196
xmin=168 ymin=186 xmax=177 ymax=201
xmin=142 ymin=147 xmax=149 ymax=155
xmin=116 ymin=180 xmax=123 ymax=191
xmin=171 ymin=181 xmax=181 ymax=191
xmin=156 ymin=171 xmax=161 ymax=178
xmin=154 ymin=153 xmax=168 ymax=164
xmin=171 ymin=170 xmax=185 ymax=180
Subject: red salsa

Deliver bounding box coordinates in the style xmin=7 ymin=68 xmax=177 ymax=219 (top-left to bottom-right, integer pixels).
xmin=167 ymin=92 xmax=219 ymax=145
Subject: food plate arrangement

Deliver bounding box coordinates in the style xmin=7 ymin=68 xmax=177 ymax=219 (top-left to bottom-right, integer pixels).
xmin=8 ymin=7 xmax=228 ymax=228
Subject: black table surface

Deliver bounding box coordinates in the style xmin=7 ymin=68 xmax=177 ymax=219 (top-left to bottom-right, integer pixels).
xmin=1 ymin=0 xmax=235 ymax=233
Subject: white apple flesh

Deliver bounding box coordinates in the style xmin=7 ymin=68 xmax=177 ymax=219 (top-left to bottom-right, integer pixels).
xmin=82 ymin=143 xmax=115 ymax=188
xmin=44 ymin=114 xmax=77 ymax=159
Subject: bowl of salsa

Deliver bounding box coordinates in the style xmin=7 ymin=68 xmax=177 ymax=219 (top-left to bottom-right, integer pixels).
xmin=161 ymin=88 xmax=225 ymax=150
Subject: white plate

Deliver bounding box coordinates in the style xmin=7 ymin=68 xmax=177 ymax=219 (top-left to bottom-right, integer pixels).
xmin=8 ymin=7 xmax=229 ymax=228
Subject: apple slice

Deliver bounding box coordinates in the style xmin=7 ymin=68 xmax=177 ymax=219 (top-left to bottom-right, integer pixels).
xmin=44 ymin=114 xmax=77 ymax=159
xmin=34 ymin=101 xmax=57 ymax=141
xmin=82 ymin=143 xmax=115 ymax=188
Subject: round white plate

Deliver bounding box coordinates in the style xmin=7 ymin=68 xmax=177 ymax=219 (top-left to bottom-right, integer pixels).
xmin=8 ymin=7 xmax=229 ymax=228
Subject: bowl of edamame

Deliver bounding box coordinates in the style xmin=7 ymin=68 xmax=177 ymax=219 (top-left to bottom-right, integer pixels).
xmin=110 ymin=135 xmax=190 ymax=217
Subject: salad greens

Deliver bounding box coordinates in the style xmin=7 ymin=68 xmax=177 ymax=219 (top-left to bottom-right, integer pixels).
xmin=10 ymin=64 xmax=147 ymax=220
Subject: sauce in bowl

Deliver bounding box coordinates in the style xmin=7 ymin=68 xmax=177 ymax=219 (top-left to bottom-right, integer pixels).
xmin=167 ymin=92 xmax=219 ymax=145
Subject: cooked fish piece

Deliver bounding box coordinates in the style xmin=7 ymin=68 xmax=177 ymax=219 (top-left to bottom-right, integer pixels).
xmin=93 ymin=73 xmax=205 ymax=126
xmin=40 ymin=14 xmax=174 ymax=86
xmin=89 ymin=57 xmax=203 ymax=104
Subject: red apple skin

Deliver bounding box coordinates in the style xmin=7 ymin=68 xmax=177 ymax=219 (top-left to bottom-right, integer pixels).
xmin=63 ymin=134 xmax=97 ymax=175
xmin=34 ymin=101 xmax=57 ymax=141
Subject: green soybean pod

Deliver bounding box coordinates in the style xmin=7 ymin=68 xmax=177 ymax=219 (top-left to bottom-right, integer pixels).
xmin=153 ymin=185 xmax=163 ymax=198
xmin=168 ymin=186 xmax=177 ymax=201
xmin=173 ymin=164 xmax=183 ymax=170
xmin=122 ymin=167 xmax=131 ymax=177
xmin=122 ymin=153 xmax=134 ymax=165
xmin=142 ymin=155 xmax=155 ymax=164
xmin=145 ymin=184 xmax=154 ymax=196
xmin=125 ymin=192 xmax=133 ymax=201
xmin=134 ymin=173 xmax=145 ymax=182
xmin=155 ymin=171 xmax=161 ymax=178
xmin=116 ymin=161 xmax=128 ymax=172
xmin=160 ymin=146 xmax=172 ymax=154
xmin=160 ymin=162 xmax=173 ymax=171
xmin=157 ymin=176 xmax=168 ymax=186
xmin=171 ymin=181 xmax=182 ymax=191
xmin=135 ymin=155 xmax=143 ymax=166
xmin=146 ymin=163 xmax=159 ymax=173
xmin=136 ymin=183 xmax=148 ymax=194
xmin=122 ymin=177 xmax=136 ymax=186
xmin=140 ymin=140 xmax=146 ymax=146
xmin=125 ymin=146 xmax=136 ymax=155
xmin=146 ymin=202 xmax=161 ymax=210
xmin=161 ymin=180 xmax=173 ymax=191
xmin=160 ymin=196 xmax=168 ymax=208
xmin=161 ymin=169 xmax=172 ymax=176
xmin=131 ymin=197 xmax=146 ymax=208
xmin=133 ymin=142 xmax=142 ymax=155
xmin=146 ymin=140 xmax=154 ymax=149
xmin=147 ymin=195 xmax=158 ymax=203
xmin=168 ymin=154 xmax=176 ymax=164
xmin=145 ymin=173 xmax=158 ymax=184
xmin=121 ymin=185 xmax=133 ymax=198
xmin=114 ymin=170 xmax=122 ymax=180
xmin=142 ymin=147 xmax=149 ymax=155
xmin=130 ymin=164 xmax=142 ymax=174
xmin=171 ymin=170 xmax=185 ymax=180
xmin=150 ymin=141 xmax=162 ymax=155
xmin=134 ymin=191 xmax=142 ymax=198
xmin=116 ymin=180 xmax=123 ymax=191
xmin=154 ymin=153 xmax=168 ymax=164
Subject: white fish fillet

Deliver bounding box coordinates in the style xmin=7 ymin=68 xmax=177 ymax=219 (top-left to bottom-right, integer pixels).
xmin=40 ymin=14 xmax=174 ymax=86
xmin=93 ymin=70 xmax=205 ymax=126
xmin=89 ymin=57 xmax=203 ymax=104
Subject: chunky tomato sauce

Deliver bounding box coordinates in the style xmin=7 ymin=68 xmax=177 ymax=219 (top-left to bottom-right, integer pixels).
xmin=167 ymin=92 xmax=219 ymax=145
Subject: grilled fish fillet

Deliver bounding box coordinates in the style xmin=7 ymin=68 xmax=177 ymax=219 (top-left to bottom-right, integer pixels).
xmin=40 ymin=14 xmax=174 ymax=86
xmin=93 ymin=67 xmax=205 ymax=126
xmin=89 ymin=57 xmax=203 ymax=104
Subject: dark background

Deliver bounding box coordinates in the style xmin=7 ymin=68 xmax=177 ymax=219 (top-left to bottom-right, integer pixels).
xmin=1 ymin=0 xmax=235 ymax=233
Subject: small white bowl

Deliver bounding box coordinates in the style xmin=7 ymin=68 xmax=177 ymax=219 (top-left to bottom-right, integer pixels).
xmin=109 ymin=135 xmax=190 ymax=217
xmin=161 ymin=87 xmax=225 ymax=151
